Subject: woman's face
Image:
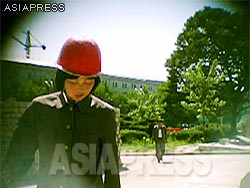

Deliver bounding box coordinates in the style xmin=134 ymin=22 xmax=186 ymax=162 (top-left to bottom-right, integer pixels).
xmin=64 ymin=76 xmax=95 ymax=102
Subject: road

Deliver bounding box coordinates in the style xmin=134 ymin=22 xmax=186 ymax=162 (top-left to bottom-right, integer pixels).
xmin=120 ymin=154 xmax=250 ymax=188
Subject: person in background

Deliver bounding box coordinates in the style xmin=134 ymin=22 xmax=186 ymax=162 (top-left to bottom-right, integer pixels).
xmin=2 ymin=36 xmax=121 ymax=188
xmin=152 ymin=118 xmax=167 ymax=163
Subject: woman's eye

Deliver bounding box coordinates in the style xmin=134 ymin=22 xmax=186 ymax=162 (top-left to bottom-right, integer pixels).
xmin=85 ymin=79 xmax=94 ymax=83
xmin=69 ymin=80 xmax=77 ymax=84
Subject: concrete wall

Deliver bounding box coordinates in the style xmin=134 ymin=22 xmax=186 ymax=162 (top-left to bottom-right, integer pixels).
xmin=0 ymin=101 xmax=30 ymax=163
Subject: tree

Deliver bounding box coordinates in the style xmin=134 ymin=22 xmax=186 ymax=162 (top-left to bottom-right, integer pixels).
xmin=165 ymin=7 xmax=249 ymax=129
xmin=94 ymin=81 xmax=114 ymax=103
xmin=125 ymin=87 xmax=165 ymax=132
xmin=94 ymin=81 xmax=131 ymax=114
xmin=181 ymin=60 xmax=226 ymax=125
xmin=158 ymin=80 xmax=196 ymax=127
xmin=95 ymin=84 xmax=166 ymax=136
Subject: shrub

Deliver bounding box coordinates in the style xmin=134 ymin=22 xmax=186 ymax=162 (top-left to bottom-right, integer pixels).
xmin=120 ymin=129 xmax=149 ymax=144
xmin=237 ymin=119 xmax=250 ymax=137
xmin=169 ymin=129 xmax=203 ymax=143
xmin=203 ymin=123 xmax=222 ymax=142
xmin=220 ymin=123 xmax=233 ymax=138
xmin=188 ymin=129 xmax=204 ymax=143
xmin=168 ymin=123 xmax=233 ymax=143
xmin=121 ymin=124 xmax=148 ymax=132
xmin=197 ymin=123 xmax=233 ymax=142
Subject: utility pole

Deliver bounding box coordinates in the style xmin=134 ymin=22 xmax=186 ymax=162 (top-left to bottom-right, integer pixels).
xmin=10 ymin=30 xmax=46 ymax=58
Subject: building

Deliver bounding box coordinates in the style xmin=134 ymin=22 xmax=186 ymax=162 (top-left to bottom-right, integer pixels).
xmin=100 ymin=74 xmax=162 ymax=93
xmin=1 ymin=58 xmax=163 ymax=101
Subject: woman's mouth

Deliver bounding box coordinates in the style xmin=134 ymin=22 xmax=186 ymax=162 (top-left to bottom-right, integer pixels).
xmin=74 ymin=94 xmax=85 ymax=98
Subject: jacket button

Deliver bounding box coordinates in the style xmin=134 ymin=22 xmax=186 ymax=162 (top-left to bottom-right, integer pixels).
xmin=66 ymin=125 xmax=71 ymax=130
xmin=64 ymin=144 xmax=69 ymax=150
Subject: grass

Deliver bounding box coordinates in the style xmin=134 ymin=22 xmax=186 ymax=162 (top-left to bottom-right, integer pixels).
xmin=120 ymin=138 xmax=194 ymax=153
xmin=166 ymin=139 xmax=190 ymax=151
xmin=121 ymin=140 xmax=155 ymax=152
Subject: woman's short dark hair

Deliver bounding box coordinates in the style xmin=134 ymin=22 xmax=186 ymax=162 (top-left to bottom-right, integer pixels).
xmin=55 ymin=69 xmax=100 ymax=92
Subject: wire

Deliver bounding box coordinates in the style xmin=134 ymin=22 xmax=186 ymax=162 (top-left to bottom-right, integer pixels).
xmin=29 ymin=31 xmax=43 ymax=46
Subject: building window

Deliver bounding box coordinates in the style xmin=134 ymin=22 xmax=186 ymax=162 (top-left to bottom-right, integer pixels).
xmin=112 ymin=82 xmax=118 ymax=88
xmin=122 ymin=83 xmax=127 ymax=88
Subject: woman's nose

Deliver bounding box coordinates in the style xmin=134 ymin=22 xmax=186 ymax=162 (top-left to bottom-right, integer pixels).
xmin=77 ymin=77 xmax=89 ymax=85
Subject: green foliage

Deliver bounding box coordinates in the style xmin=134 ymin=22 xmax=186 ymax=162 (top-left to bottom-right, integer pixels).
xmin=126 ymin=86 xmax=165 ymax=127
xmin=165 ymin=7 xmax=249 ymax=128
xmin=93 ymin=81 xmax=166 ymax=138
xmin=158 ymin=80 xmax=197 ymax=127
xmin=121 ymin=140 xmax=155 ymax=152
xmin=166 ymin=139 xmax=190 ymax=152
xmin=121 ymin=139 xmax=194 ymax=153
xmin=95 ymin=84 xmax=164 ymax=138
xmin=169 ymin=123 xmax=232 ymax=143
xmin=203 ymin=124 xmax=223 ymax=142
xmin=1 ymin=61 xmax=56 ymax=101
xmin=120 ymin=129 xmax=149 ymax=144
xmin=94 ymin=81 xmax=131 ymax=114
xmin=169 ymin=129 xmax=204 ymax=143
xmin=181 ymin=60 xmax=226 ymax=122
xmin=120 ymin=123 xmax=148 ymax=132
xmin=2 ymin=73 xmax=53 ymax=101
xmin=197 ymin=123 xmax=232 ymax=142
xmin=237 ymin=119 xmax=250 ymax=137
xmin=17 ymin=80 xmax=48 ymax=101
xmin=94 ymin=81 xmax=114 ymax=103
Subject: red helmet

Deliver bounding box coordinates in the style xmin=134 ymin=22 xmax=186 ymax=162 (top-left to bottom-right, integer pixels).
xmin=57 ymin=36 xmax=101 ymax=76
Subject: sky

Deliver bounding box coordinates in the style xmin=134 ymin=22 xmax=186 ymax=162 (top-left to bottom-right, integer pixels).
xmin=2 ymin=0 xmax=237 ymax=81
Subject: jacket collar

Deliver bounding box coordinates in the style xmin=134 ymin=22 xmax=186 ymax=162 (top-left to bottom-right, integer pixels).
xmin=58 ymin=91 xmax=93 ymax=112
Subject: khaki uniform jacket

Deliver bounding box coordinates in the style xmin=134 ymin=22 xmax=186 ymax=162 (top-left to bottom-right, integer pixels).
xmin=4 ymin=91 xmax=120 ymax=188
xmin=152 ymin=125 xmax=167 ymax=143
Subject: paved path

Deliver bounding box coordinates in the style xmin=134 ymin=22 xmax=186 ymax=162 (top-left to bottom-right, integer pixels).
xmin=120 ymin=154 xmax=250 ymax=188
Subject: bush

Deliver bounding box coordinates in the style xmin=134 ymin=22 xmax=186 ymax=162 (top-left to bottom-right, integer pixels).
xmin=188 ymin=129 xmax=204 ymax=143
xmin=121 ymin=124 xmax=148 ymax=132
xmin=120 ymin=129 xmax=149 ymax=144
xmin=197 ymin=123 xmax=233 ymax=142
xmin=237 ymin=119 xmax=250 ymax=137
xmin=169 ymin=123 xmax=232 ymax=143
xmin=203 ymin=123 xmax=222 ymax=142
xmin=169 ymin=129 xmax=203 ymax=143
xmin=220 ymin=123 xmax=234 ymax=138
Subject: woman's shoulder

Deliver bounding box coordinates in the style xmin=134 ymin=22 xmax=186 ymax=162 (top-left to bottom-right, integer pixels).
xmin=31 ymin=91 xmax=62 ymax=108
xmin=90 ymin=95 xmax=115 ymax=111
